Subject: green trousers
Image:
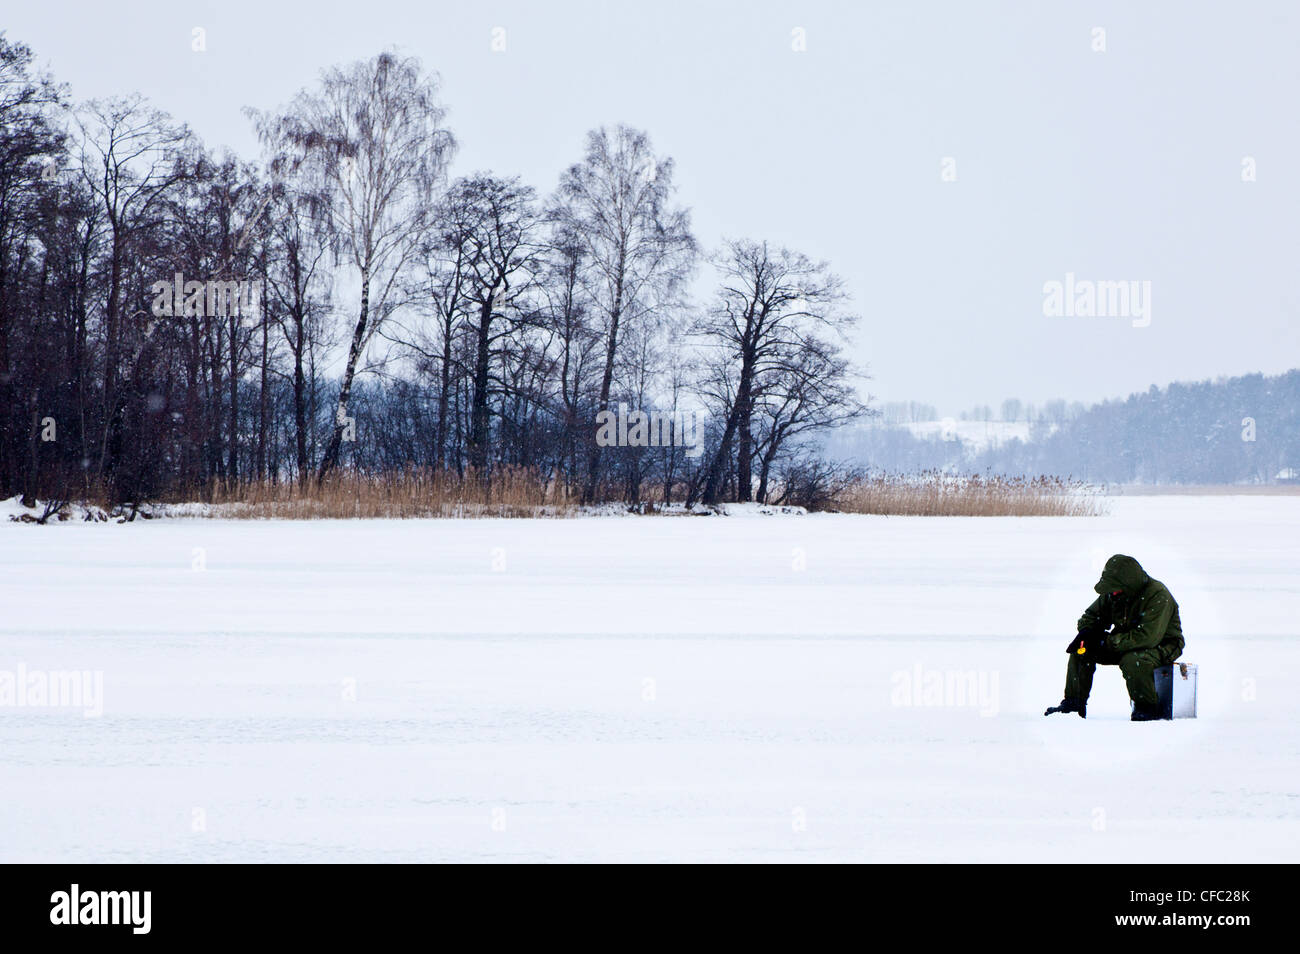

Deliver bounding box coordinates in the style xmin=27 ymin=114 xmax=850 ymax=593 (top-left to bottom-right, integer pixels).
xmin=1064 ymin=641 xmax=1183 ymax=707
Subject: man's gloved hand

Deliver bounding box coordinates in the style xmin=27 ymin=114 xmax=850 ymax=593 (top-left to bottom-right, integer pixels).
xmin=1068 ymin=626 xmax=1105 ymax=655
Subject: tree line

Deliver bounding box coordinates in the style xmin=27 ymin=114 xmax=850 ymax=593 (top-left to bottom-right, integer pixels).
xmin=831 ymin=370 xmax=1300 ymax=485
xmin=975 ymin=370 xmax=1300 ymax=484
xmin=0 ymin=37 xmax=867 ymax=510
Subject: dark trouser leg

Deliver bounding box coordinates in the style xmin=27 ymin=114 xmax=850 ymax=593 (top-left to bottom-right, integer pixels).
xmin=1118 ymin=648 xmax=1162 ymax=707
xmin=1065 ymin=653 xmax=1097 ymax=701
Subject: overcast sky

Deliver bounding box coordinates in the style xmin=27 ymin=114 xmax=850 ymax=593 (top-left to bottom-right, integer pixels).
xmin=7 ymin=1 xmax=1298 ymax=415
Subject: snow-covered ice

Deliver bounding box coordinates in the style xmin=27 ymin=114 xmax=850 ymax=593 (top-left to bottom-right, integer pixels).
xmin=2 ymin=497 xmax=1297 ymax=862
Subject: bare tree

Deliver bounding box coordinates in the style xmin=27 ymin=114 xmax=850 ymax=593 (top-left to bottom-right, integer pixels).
xmin=446 ymin=174 xmax=544 ymax=476
xmin=74 ymin=95 xmax=189 ymax=483
xmin=249 ymin=112 xmax=337 ymax=486
xmin=554 ymin=125 xmax=695 ymax=501
xmin=267 ymin=51 xmax=454 ymax=480
xmin=536 ymin=222 xmax=600 ymax=496
xmin=694 ymin=239 xmax=867 ymax=505
xmin=382 ymin=191 xmax=472 ymax=474
xmin=0 ymin=34 xmax=65 ymax=501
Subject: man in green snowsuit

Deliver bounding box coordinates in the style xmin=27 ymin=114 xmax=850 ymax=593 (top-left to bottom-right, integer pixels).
xmin=1045 ymin=554 xmax=1184 ymax=721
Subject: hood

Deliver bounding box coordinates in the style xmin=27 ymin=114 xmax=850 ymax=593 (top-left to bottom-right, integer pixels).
xmin=1095 ymin=554 xmax=1150 ymax=596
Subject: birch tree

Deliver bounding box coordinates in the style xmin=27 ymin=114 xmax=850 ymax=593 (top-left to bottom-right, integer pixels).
xmin=554 ymin=125 xmax=694 ymax=501
xmin=268 ymin=51 xmax=454 ymax=480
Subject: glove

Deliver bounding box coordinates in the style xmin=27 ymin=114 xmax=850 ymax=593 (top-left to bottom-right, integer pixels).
xmin=1068 ymin=626 xmax=1105 ymax=655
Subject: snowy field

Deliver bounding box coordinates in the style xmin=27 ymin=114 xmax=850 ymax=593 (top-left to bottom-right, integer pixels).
xmin=2 ymin=497 xmax=1298 ymax=863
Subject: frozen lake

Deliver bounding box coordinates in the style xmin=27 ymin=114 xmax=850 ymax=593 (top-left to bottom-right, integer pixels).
xmin=2 ymin=497 xmax=1298 ymax=862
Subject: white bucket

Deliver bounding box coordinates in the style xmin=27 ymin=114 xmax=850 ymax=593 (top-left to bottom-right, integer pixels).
xmin=1154 ymin=662 xmax=1198 ymax=719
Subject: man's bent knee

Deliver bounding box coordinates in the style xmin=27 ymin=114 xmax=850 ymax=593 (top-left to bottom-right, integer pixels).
xmin=1119 ymin=650 xmax=1156 ymax=675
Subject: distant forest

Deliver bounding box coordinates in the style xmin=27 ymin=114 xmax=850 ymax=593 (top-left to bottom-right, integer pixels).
xmin=831 ymin=370 xmax=1300 ymax=486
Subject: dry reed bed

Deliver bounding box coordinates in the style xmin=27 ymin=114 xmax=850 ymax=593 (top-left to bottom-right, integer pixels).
xmin=185 ymin=468 xmax=576 ymax=520
xmin=831 ymin=473 xmax=1104 ymax=517
xmin=145 ymin=469 xmax=1103 ymax=519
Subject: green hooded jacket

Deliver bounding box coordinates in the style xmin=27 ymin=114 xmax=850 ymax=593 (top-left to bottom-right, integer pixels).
xmin=1077 ymin=554 xmax=1183 ymax=655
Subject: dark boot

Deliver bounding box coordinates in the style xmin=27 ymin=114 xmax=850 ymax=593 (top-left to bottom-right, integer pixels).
xmin=1130 ymin=700 xmax=1165 ymax=721
xmin=1044 ymin=697 xmax=1086 ymax=718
